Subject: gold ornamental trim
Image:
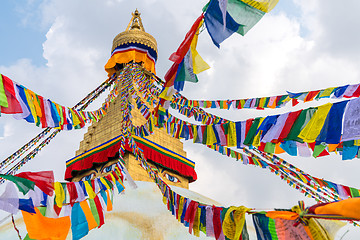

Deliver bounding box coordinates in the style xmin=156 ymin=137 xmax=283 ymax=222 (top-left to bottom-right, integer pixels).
xmin=111 ymin=30 xmax=157 ymax=54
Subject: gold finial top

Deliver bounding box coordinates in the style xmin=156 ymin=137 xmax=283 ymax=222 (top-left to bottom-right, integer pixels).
xmin=111 ymin=9 xmax=157 ymax=54
xmin=126 ymin=9 xmax=145 ymax=31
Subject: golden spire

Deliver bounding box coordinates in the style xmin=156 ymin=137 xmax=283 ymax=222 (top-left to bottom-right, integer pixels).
xmin=111 ymin=9 xmax=157 ymax=54
xmin=126 ymin=9 xmax=145 ymax=31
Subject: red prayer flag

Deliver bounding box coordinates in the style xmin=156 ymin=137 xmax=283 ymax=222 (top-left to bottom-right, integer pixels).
xmin=304 ymin=90 xmax=320 ymax=102
xmin=292 ymin=98 xmax=299 ymax=106
xmin=352 ymin=85 xmax=360 ymax=98
xmin=277 ymin=110 xmax=302 ymax=143
xmin=212 ymin=206 xmax=222 ymax=240
xmin=15 ymin=171 xmax=54 ymax=196
xmin=169 ymin=14 xmax=204 ymax=64
xmin=0 ymin=75 xmax=22 ymax=114
xmin=94 ymin=195 xmax=104 ymax=228
xmin=67 ymin=182 xmax=78 ymax=206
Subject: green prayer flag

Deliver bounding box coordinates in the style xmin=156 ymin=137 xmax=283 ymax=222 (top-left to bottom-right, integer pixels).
xmin=350 ymin=187 xmax=360 ymax=197
xmin=312 ymin=143 xmax=327 ymax=158
xmin=0 ymin=74 xmax=8 ymax=108
xmin=227 ymin=0 xmax=265 ymax=36
xmin=243 ymin=118 xmax=261 ymax=146
xmin=264 ymin=142 xmax=276 ymax=153
xmin=175 ymin=53 xmax=199 ymax=83
xmin=286 ymin=108 xmax=316 ymax=142
xmin=0 ymin=174 xmax=35 ymax=195
xmin=89 ymin=198 xmax=100 ymax=227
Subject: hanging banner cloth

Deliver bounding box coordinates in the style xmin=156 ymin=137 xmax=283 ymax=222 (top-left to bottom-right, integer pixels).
xmin=128 ymin=135 xmax=197 ymax=182
xmin=105 ymin=42 xmax=157 ymax=77
xmin=65 ymin=135 xmax=197 ymax=182
xmin=65 ymin=135 xmax=124 ymax=181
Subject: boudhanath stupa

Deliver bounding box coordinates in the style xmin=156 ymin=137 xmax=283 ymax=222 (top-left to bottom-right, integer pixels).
xmin=1 ymin=2 xmax=360 ymax=239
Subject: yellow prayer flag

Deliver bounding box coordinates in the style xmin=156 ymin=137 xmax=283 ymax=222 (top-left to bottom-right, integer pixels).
xmin=227 ymin=121 xmax=237 ymax=147
xmin=178 ymin=196 xmax=184 ymax=222
xmin=193 ymin=207 xmax=201 ymax=237
xmin=100 ymin=177 xmax=110 ymax=190
xmin=27 ymin=89 xmax=42 ymax=118
xmin=84 ymin=181 xmax=96 ymax=199
xmin=206 ymin=125 xmax=217 ymax=145
xmin=222 ymin=206 xmax=250 ymax=240
xmin=191 ymin=20 xmax=210 ymax=74
xmin=319 ymin=87 xmax=336 ymax=98
xmin=241 ymin=0 xmax=279 ymax=13
xmin=70 ymin=108 xmax=81 ymax=126
xmin=24 ymin=88 xmax=39 ymax=123
xmin=54 ymin=182 xmax=65 ymax=208
xmin=192 ymin=126 xmax=198 ymax=143
xmin=298 ymin=103 xmax=332 ymax=143
xmin=258 ymin=97 xmax=266 ymax=108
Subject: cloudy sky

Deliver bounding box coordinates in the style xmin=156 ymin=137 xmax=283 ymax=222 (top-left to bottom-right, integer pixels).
xmin=1 ymin=0 xmax=360 ymax=238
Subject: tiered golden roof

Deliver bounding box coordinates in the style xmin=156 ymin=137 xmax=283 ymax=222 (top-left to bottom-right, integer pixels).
xmin=111 ymin=9 xmax=158 ymax=54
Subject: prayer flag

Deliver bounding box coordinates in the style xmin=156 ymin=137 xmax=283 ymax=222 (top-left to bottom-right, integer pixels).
xmin=15 ymin=171 xmax=54 ymax=196
xmin=0 ymin=183 xmax=19 ymax=215
xmin=241 ymin=0 xmax=279 ymax=12
xmin=227 ymin=0 xmax=266 ymax=36
xmin=0 ymin=75 xmax=22 ymax=114
xmin=298 ymin=103 xmax=332 ymax=143
xmin=343 ymin=98 xmax=360 ymax=142
xmin=71 ymin=202 xmax=89 ymax=240
xmin=204 ymin=0 xmax=242 ymax=48
xmin=0 ymin=174 xmax=35 ymax=195
xmin=22 ymin=208 xmax=70 ymax=240
xmin=0 ymin=74 xmax=8 ymax=107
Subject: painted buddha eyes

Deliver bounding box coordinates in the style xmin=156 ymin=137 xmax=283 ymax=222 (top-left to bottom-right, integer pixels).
xmin=81 ymin=172 xmax=96 ymax=181
xmin=102 ymin=164 xmax=115 ymax=174
xmin=80 ymin=164 xmax=116 ymax=181
xmin=164 ymin=173 xmax=180 ymax=183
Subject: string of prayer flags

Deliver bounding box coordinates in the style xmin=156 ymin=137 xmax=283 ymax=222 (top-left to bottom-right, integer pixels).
xmin=170 ymin=82 xmax=360 ymax=111
xmin=113 ymin=112 xmax=354 ymax=240
xmin=0 ymin=130 xmax=61 ymax=180
xmin=161 ymin=97 xmax=360 ymax=160
xmin=0 ymin=73 xmax=120 ymax=130
xmin=0 ymin=166 xmax=126 ymax=240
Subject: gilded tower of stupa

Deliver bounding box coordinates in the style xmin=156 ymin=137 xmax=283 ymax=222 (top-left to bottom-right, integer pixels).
xmin=65 ymin=10 xmax=196 ymax=189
